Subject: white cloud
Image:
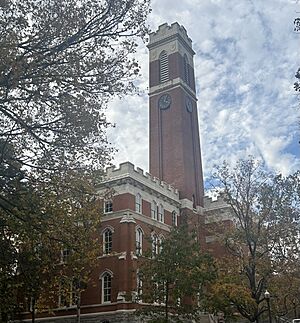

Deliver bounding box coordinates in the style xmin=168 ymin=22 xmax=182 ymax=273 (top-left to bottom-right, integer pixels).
xmin=106 ymin=0 xmax=300 ymax=181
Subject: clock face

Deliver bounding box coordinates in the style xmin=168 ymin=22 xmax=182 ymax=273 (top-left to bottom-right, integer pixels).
xmin=158 ymin=94 xmax=171 ymax=110
xmin=185 ymin=96 xmax=193 ymax=113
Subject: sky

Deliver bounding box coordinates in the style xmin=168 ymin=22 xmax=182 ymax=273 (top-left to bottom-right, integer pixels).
xmin=106 ymin=0 xmax=300 ymax=185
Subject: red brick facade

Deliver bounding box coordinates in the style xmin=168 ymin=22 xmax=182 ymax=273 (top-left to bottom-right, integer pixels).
xmin=148 ymin=23 xmax=204 ymax=207
xmin=19 ymin=23 xmax=232 ymax=323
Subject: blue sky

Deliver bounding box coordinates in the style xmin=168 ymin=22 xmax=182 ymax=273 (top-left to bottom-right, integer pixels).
xmin=106 ymin=0 xmax=300 ymax=181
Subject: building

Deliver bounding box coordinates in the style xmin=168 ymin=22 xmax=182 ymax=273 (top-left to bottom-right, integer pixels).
xmin=20 ymin=22 xmax=232 ymax=323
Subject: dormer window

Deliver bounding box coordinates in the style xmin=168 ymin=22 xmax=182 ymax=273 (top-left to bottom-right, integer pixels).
xmin=159 ymin=51 xmax=169 ymax=83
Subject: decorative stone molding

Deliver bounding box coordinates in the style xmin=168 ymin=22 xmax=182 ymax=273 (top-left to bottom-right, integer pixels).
xmin=120 ymin=212 xmax=136 ymax=224
xmin=130 ymin=251 xmax=138 ymax=260
xmin=118 ymin=252 xmax=127 ymax=260
xmin=117 ymin=291 xmax=126 ymax=302
xmin=148 ymin=78 xmax=197 ymax=97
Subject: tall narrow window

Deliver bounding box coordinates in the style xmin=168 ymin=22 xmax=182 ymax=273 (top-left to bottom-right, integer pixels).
xmin=58 ymin=278 xmax=77 ymax=308
xmin=104 ymin=200 xmax=113 ymax=213
xmin=158 ymin=204 xmax=164 ymax=223
xmin=101 ymin=272 xmax=112 ymax=303
xmin=136 ymin=269 xmax=143 ymax=299
xmin=151 ymin=201 xmax=157 ymax=220
xmin=152 ymin=234 xmax=158 ymax=256
xmin=135 ymin=193 xmax=142 ymax=213
xmin=61 ymin=248 xmax=71 ymax=263
xmin=183 ymin=54 xmax=190 ymax=85
xmin=159 ymin=51 xmax=169 ymax=83
xmin=172 ymin=211 xmax=178 ymax=226
xmin=135 ymin=227 xmax=143 ymax=256
xmin=158 ymin=235 xmax=164 ymax=253
xmin=103 ymin=229 xmax=112 ymax=254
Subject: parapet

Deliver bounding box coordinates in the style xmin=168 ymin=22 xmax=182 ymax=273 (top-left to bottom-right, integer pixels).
xmin=203 ymin=194 xmax=229 ymax=210
xmin=104 ymin=162 xmax=179 ymax=200
xmin=148 ymin=22 xmax=193 ymax=49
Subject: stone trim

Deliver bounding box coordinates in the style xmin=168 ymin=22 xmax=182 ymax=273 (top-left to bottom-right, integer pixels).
xmin=149 ymin=77 xmax=196 ymax=97
xmin=101 ymin=210 xmax=172 ymax=232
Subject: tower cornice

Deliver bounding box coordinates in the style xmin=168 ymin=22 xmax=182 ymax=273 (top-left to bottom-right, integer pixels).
xmin=148 ymin=78 xmax=197 ymax=99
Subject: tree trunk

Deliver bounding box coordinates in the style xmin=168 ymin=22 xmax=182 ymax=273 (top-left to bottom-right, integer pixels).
xmin=76 ymin=291 xmax=81 ymax=323
xmin=31 ymin=296 xmax=35 ymax=323
xmin=1 ymin=312 xmax=8 ymax=323
xmin=165 ymin=283 xmax=169 ymax=323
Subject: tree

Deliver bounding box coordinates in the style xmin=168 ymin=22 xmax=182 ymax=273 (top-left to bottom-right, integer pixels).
xmin=0 ymin=1 xmax=150 ymax=320
xmin=206 ymin=158 xmax=300 ymax=323
xmin=295 ymin=67 xmax=300 ymax=93
xmin=0 ymin=0 xmax=150 ymax=174
xmin=138 ymin=226 xmax=216 ymax=323
xmin=0 ymin=168 xmax=103 ymax=322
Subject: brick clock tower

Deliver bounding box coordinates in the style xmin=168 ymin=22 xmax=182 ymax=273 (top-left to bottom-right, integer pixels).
xmin=148 ymin=23 xmax=204 ymax=207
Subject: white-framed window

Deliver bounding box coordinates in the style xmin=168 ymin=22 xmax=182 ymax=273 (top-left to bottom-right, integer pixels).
xmin=100 ymin=271 xmax=113 ymax=303
xmin=136 ymin=269 xmax=143 ymax=299
xmin=102 ymin=228 xmax=113 ymax=254
xmin=61 ymin=248 xmax=71 ymax=263
xmin=158 ymin=235 xmax=165 ymax=253
xmin=135 ymin=193 xmax=142 ymax=213
xmin=152 ymin=233 xmax=158 ymax=256
xmin=158 ymin=204 xmax=164 ymax=223
xmin=135 ymin=227 xmax=143 ymax=256
xmin=172 ymin=211 xmax=178 ymax=226
xmin=104 ymin=200 xmax=113 ymax=213
xmin=58 ymin=278 xmax=77 ymax=308
xmin=151 ymin=201 xmax=157 ymax=220
xmin=159 ymin=50 xmax=169 ymax=83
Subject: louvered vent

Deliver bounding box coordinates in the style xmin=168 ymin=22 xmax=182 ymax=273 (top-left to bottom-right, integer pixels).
xmin=184 ymin=54 xmax=190 ymax=85
xmin=159 ymin=51 xmax=169 ymax=83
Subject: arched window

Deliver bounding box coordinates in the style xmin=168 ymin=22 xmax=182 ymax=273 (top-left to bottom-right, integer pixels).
xmin=183 ymin=54 xmax=190 ymax=85
xmin=135 ymin=193 xmax=142 ymax=213
xmin=158 ymin=204 xmax=164 ymax=223
xmin=152 ymin=233 xmax=158 ymax=256
xmin=135 ymin=227 xmax=143 ymax=256
xmin=102 ymin=228 xmax=113 ymax=254
xmin=100 ymin=271 xmax=113 ymax=303
xmin=159 ymin=51 xmax=169 ymax=83
xmin=172 ymin=211 xmax=178 ymax=226
xmin=151 ymin=201 xmax=157 ymax=220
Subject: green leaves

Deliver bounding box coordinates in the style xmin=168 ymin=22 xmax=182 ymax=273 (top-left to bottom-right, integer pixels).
xmin=0 ymin=0 xmax=150 ymax=172
xmin=139 ymin=226 xmax=216 ymax=322
xmin=208 ymin=158 xmax=300 ymax=322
